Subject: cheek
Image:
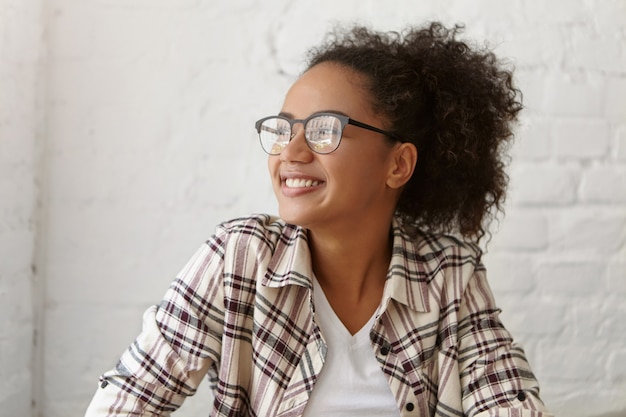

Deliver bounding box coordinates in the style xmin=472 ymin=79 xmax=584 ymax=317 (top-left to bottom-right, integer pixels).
xmin=267 ymin=156 xmax=277 ymax=175
xmin=331 ymin=149 xmax=384 ymax=180
xmin=267 ymin=157 xmax=281 ymax=186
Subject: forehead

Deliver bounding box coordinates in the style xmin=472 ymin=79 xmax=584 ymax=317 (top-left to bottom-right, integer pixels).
xmin=281 ymin=62 xmax=376 ymax=119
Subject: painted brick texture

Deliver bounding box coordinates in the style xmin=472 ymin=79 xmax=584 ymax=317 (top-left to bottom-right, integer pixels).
xmin=0 ymin=0 xmax=43 ymax=415
xmin=1 ymin=0 xmax=624 ymax=416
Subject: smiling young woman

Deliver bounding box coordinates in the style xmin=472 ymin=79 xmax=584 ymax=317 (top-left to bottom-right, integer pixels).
xmin=86 ymin=22 xmax=553 ymax=417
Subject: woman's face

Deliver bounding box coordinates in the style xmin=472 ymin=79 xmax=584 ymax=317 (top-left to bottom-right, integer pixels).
xmin=268 ymin=62 xmax=402 ymax=232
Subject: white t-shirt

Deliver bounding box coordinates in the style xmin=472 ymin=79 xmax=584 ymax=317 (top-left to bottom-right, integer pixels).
xmin=302 ymin=278 xmax=401 ymax=417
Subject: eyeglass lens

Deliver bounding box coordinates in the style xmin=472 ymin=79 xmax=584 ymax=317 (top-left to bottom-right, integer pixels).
xmin=258 ymin=114 xmax=343 ymax=155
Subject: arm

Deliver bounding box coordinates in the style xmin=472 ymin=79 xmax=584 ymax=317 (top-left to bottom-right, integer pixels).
xmin=457 ymin=263 xmax=553 ymax=417
xmin=85 ymin=236 xmax=227 ymax=416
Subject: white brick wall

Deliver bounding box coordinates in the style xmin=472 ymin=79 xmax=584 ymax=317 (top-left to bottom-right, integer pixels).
xmin=0 ymin=0 xmax=43 ymax=415
xmin=1 ymin=0 xmax=624 ymax=416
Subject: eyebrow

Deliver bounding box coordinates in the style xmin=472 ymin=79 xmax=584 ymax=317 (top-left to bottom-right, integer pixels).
xmin=278 ymin=110 xmax=350 ymax=119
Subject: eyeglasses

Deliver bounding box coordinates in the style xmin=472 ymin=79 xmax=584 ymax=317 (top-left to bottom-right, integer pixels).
xmin=254 ymin=112 xmax=400 ymax=155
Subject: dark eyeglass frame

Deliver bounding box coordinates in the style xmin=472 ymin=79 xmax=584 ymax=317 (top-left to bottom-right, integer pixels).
xmin=254 ymin=112 xmax=401 ymax=155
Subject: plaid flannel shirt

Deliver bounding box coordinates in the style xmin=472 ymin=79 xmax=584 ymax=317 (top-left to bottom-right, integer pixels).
xmin=85 ymin=214 xmax=552 ymax=417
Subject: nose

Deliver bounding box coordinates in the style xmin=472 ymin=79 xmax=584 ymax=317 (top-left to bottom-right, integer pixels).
xmin=280 ymin=126 xmax=313 ymax=163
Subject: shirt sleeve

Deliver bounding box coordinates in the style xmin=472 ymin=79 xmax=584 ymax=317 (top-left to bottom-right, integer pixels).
xmin=457 ymin=261 xmax=554 ymax=417
xmin=85 ymin=234 xmax=227 ymax=416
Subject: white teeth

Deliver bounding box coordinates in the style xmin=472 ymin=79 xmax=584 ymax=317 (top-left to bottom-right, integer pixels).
xmin=285 ymin=178 xmax=320 ymax=188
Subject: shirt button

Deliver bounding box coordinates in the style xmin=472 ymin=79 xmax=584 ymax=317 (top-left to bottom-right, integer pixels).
xmin=517 ymin=391 xmax=527 ymax=401
xmin=380 ymin=346 xmax=389 ymax=355
xmin=405 ymin=402 xmax=415 ymax=411
xmin=100 ymin=380 xmax=109 ymax=389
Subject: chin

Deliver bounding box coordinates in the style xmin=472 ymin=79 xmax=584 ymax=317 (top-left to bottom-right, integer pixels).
xmin=278 ymin=211 xmax=303 ymax=226
xmin=277 ymin=207 xmax=312 ymax=228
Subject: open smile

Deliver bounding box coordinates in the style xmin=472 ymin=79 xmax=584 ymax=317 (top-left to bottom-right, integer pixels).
xmin=285 ymin=178 xmax=322 ymax=188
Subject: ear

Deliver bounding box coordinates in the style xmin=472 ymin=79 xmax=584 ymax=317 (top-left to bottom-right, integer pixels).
xmin=386 ymin=142 xmax=417 ymax=189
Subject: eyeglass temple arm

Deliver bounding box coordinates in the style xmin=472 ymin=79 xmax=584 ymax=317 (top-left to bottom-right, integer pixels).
xmin=347 ymin=119 xmax=400 ymax=141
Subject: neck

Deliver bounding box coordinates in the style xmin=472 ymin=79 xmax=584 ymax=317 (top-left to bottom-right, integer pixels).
xmin=306 ymin=213 xmax=394 ymax=335
xmin=307 ymin=213 xmax=394 ymax=300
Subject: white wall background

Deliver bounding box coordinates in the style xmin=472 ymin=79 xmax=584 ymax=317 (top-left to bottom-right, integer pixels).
xmin=1 ymin=0 xmax=625 ymax=416
xmin=0 ymin=0 xmax=43 ymax=415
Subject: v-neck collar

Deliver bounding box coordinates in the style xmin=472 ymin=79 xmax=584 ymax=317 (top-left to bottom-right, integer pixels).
xmin=312 ymin=276 xmax=377 ymax=342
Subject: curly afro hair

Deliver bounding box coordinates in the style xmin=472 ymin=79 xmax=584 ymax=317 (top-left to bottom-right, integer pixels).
xmin=306 ymin=22 xmax=523 ymax=243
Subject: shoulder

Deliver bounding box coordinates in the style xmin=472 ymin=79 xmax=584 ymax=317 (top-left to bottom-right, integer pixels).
xmin=211 ymin=214 xmax=303 ymax=252
xmin=393 ymin=220 xmax=484 ymax=285
xmin=414 ymin=230 xmax=482 ymax=265
xmin=208 ymin=214 xmax=312 ymax=289
xmin=395 ymin=217 xmax=482 ymax=263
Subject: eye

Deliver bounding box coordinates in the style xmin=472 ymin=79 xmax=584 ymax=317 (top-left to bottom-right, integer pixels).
xmin=318 ymin=127 xmax=337 ymax=137
xmin=276 ymin=128 xmax=291 ymax=139
xmin=261 ymin=119 xmax=290 ymax=137
xmin=307 ymin=116 xmax=341 ymax=139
